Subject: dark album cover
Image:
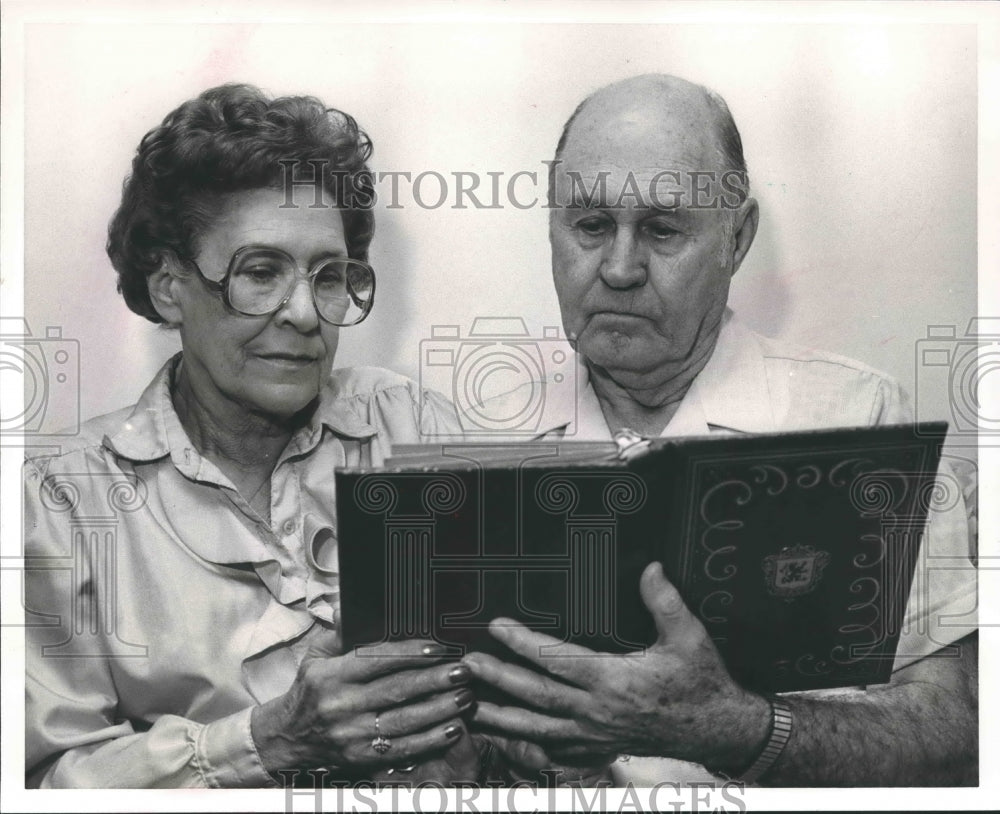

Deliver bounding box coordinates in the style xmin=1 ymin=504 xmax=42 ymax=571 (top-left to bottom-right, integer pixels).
xmin=336 ymin=423 xmax=946 ymax=693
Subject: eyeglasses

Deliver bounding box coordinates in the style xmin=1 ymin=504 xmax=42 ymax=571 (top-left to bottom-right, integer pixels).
xmin=188 ymin=246 xmax=376 ymax=326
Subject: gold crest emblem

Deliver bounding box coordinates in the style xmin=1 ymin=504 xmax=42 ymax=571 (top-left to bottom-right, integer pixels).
xmin=763 ymin=545 xmax=831 ymax=599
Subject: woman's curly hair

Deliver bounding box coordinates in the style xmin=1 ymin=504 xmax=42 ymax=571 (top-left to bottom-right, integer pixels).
xmin=107 ymin=83 xmax=375 ymax=323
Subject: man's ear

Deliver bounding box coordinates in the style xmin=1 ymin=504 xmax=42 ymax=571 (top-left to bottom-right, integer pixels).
xmin=147 ymin=255 xmax=187 ymax=326
xmin=730 ymin=197 xmax=759 ymax=276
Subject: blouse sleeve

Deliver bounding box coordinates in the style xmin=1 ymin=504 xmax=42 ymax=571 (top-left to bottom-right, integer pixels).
xmin=23 ymin=457 xmax=276 ymax=789
xmin=418 ymin=385 xmax=465 ymax=440
xmin=329 ymin=368 xmax=465 ymax=463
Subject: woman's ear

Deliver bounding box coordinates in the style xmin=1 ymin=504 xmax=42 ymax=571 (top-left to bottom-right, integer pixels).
xmin=147 ymin=255 xmax=187 ymax=326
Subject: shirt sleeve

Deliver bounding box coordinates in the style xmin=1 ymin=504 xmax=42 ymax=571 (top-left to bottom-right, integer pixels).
xmin=864 ymin=378 xmax=978 ymax=667
xmin=892 ymin=452 xmax=978 ymax=669
xmin=23 ymin=458 xmax=276 ymax=789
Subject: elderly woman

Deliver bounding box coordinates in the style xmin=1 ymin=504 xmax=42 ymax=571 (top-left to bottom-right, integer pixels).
xmin=24 ymin=84 xmax=478 ymax=788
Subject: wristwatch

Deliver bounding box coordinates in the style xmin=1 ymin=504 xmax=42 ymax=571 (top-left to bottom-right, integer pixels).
xmin=717 ymin=697 xmax=793 ymax=785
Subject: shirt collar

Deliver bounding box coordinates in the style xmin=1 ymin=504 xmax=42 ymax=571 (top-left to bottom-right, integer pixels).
xmin=535 ymin=309 xmax=776 ymax=440
xmin=103 ymin=354 xmax=377 ymax=468
xmin=685 ymin=309 xmax=776 ymax=434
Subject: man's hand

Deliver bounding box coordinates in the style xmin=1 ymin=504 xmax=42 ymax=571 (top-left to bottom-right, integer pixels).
xmin=464 ymin=561 xmax=771 ymax=772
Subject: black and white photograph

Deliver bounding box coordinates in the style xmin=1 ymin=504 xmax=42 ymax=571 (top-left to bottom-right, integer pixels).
xmin=1 ymin=1 xmax=996 ymax=811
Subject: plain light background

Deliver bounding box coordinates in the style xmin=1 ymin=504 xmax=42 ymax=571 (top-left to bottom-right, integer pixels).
xmin=3 ymin=6 xmax=998 ymax=811
xmin=22 ymin=21 xmax=977 ymax=429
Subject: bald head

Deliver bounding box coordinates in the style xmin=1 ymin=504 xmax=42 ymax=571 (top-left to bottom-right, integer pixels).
xmin=552 ymin=74 xmax=748 ymax=197
xmin=545 ymin=73 xmax=760 ymax=399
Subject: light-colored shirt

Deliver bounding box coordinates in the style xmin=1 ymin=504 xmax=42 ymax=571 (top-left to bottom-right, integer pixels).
xmin=24 ymin=356 xmax=462 ymax=788
xmin=482 ymin=310 xmax=978 ymax=785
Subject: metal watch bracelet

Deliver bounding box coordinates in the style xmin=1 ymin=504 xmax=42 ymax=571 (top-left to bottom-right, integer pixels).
xmin=719 ymin=697 xmax=793 ymax=785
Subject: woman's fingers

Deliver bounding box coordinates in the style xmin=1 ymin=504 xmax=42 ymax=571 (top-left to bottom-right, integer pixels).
xmin=262 ymin=640 xmax=478 ymax=773
xmin=337 ymin=639 xmax=454 ymax=682
xmin=342 ymin=718 xmax=468 ymax=767
xmin=354 ymin=661 xmax=472 ymax=711
xmin=371 ymin=725 xmax=482 ymax=785
xmin=341 ymin=688 xmax=476 ymax=742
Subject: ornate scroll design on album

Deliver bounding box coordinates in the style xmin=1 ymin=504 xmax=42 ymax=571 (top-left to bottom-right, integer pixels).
xmin=680 ymin=447 xmax=938 ymax=685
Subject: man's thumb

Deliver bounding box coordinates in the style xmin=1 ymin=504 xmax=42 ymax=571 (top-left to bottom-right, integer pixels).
xmin=639 ymin=561 xmax=700 ymax=648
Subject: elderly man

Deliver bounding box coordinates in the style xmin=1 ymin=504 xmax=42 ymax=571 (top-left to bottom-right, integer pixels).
xmin=463 ymin=74 xmax=978 ymax=786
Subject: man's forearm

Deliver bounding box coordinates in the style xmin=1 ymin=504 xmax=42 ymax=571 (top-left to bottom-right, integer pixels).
xmin=757 ymin=633 xmax=977 ymax=786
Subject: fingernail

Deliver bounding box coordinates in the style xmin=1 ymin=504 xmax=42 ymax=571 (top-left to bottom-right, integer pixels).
xmin=454 ymin=688 xmax=475 ymax=709
xmin=448 ymin=664 xmax=471 ymax=684
xmin=422 ymin=643 xmax=448 ymax=657
xmin=444 ymin=724 xmax=463 ymax=740
xmin=488 ymin=619 xmax=511 ymax=638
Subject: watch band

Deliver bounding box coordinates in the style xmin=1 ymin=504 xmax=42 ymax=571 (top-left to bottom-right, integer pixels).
xmin=732 ymin=697 xmax=793 ymax=785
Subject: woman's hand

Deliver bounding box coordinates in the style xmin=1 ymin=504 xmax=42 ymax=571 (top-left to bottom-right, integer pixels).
xmin=370 ymin=722 xmax=485 ymax=786
xmin=251 ymin=633 xmax=475 ymax=774
xmin=482 ymin=733 xmax=614 ymax=787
